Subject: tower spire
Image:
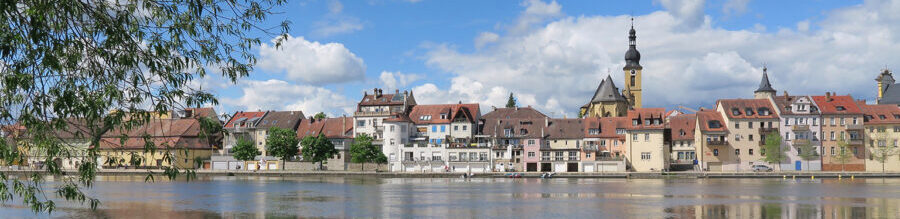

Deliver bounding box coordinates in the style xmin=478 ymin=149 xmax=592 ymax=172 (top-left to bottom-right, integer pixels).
xmin=754 ymin=65 xmax=776 ymax=99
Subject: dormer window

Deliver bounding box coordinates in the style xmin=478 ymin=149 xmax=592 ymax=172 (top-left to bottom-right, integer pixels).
xmin=708 ymin=121 xmax=722 ymax=128
xmin=680 ymin=130 xmax=686 ymax=136
xmin=880 ymin=115 xmax=887 ymax=120
xmin=633 ymin=120 xmax=639 ymax=126
xmin=811 ymin=106 xmax=818 ymax=112
xmin=785 ymin=106 xmax=792 ymax=111
xmin=644 ymin=119 xmax=651 ymax=125
xmin=759 ymin=108 xmax=770 ymax=116
xmin=440 ymin=114 xmax=448 ymax=119
xmin=836 ymin=106 xmax=846 ymax=111
xmin=589 ymin=129 xmax=600 ymax=135
xmin=745 ymin=108 xmax=754 ymax=116
xmin=731 ymin=108 xmax=741 ymax=116
xmin=616 ymin=129 xmax=625 ymax=134
xmin=894 ymin=114 xmax=900 ymax=119
xmin=520 ymin=129 xmax=528 ymax=135
xmin=420 ymin=115 xmax=432 ymax=120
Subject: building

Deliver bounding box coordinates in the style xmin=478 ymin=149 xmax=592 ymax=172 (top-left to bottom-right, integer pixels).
xmin=581 ymin=75 xmax=630 ymax=118
xmin=859 ymin=104 xmax=900 ymax=172
xmin=695 ymin=110 xmax=731 ymax=171
xmin=669 ymin=114 xmax=697 ymax=170
xmin=353 ymin=88 xmax=416 ymax=145
xmin=221 ymin=111 xmax=266 ymax=154
xmin=623 ymin=20 xmax=643 ymax=108
xmin=381 ymin=103 xmax=481 ymax=172
xmin=875 ymin=69 xmax=900 ymax=105
xmin=545 ymin=118 xmax=585 ymax=172
xmin=213 ymin=111 xmax=303 ymax=170
xmin=812 ymin=93 xmax=866 ymax=171
xmin=582 ymin=117 xmax=628 ymax=172
xmin=482 ymin=107 xmax=548 ymax=172
xmin=754 ymin=67 xmax=777 ymax=100
xmin=770 ymin=94 xmax=823 ymax=171
xmin=98 ymin=118 xmax=215 ymax=169
xmin=624 ymin=108 xmax=669 ymax=172
xmin=715 ymin=99 xmax=779 ymax=171
xmin=296 ymin=116 xmax=354 ymax=171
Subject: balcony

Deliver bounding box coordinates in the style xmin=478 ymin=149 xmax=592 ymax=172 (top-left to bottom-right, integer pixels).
xmin=846 ymin=124 xmax=864 ymax=130
xmin=354 ymin=111 xmax=391 ymax=117
xmin=375 ymin=125 xmax=384 ymax=132
xmin=596 ymin=156 xmax=624 ymax=161
xmin=671 ymin=159 xmax=694 ymax=165
xmin=847 ymin=138 xmax=864 ymax=145
xmin=707 ymin=140 xmax=729 ymax=146
xmin=759 ymin=127 xmax=779 ymax=134
xmin=791 ymin=125 xmax=809 ymax=131
xmin=792 ymin=139 xmax=811 ymax=146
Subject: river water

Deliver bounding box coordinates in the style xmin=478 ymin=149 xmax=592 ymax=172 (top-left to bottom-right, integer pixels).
xmin=2 ymin=175 xmax=899 ymax=218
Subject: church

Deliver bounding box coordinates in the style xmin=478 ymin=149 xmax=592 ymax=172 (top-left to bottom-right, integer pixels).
xmin=580 ymin=21 xmax=643 ymax=118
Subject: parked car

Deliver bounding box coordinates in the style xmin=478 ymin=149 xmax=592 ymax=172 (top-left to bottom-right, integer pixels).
xmin=751 ymin=165 xmax=773 ymax=172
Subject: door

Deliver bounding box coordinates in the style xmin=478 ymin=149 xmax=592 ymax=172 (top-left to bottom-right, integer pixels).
xmin=567 ymin=163 xmax=579 ymax=172
xmin=526 ymin=163 xmax=537 ymax=172
xmin=554 ymin=163 xmax=566 ymax=172
xmin=795 ymin=161 xmax=802 ymax=171
xmin=540 ymin=163 xmax=552 ymax=172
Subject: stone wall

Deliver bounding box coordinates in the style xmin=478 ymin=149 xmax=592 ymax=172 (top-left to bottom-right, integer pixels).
xmin=283 ymin=161 xmax=387 ymax=171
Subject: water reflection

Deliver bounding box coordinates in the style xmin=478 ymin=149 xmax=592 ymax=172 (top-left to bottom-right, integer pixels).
xmin=2 ymin=176 xmax=900 ymax=218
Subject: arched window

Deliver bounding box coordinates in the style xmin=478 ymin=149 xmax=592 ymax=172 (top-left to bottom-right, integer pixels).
xmin=629 ymin=70 xmax=636 ymax=87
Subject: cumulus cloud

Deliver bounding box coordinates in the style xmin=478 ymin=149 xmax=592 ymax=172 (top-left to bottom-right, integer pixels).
xmin=257 ymin=35 xmax=366 ymax=85
xmin=722 ymin=0 xmax=751 ymax=16
xmin=312 ymin=0 xmax=365 ymax=37
xmin=418 ymin=0 xmax=900 ymax=117
xmin=221 ymin=79 xmax=355 ymax=116
xmin=380 ymin=71 xmax=421 ymax=91
xmin=510 ymin=0 xmax=563 ymax=34
xmin=474 ymin=32 xmax=500 ymax=49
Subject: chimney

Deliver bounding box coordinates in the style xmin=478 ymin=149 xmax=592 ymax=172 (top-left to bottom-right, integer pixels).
xmin=826 ymin=92 xmax=832 ymax=101
xmin=492 ymin=106 xmax=497 ymax=111
xmin=395 ymin=89 xmax=399 ymax=94
xmin=783 ymin=90 xmax=789 ymax=97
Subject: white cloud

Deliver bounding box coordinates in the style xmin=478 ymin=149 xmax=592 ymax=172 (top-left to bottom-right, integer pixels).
xmin=257 ymin=35 xmax=366 ymax=85
xmin=380 ymin=71 xmax=421 ymax=91
xmin=722 ymin=0 xmax=751 ymax=16
xmin=328 ymin=0 xmax=344 ymax=13
xmin=221 ymin=79 xmax=354 ymax=116
xmin=474 ymin=32 xmax=500 ymax=49
xmin=312 ymin=0 xmax=365 ymax=37
xmin=510 ymin=0 xmax=563 ymax=34
xmin=419 ymin=0 xmax=900 ymax=117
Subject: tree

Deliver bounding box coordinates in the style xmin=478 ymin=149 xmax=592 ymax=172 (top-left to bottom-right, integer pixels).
xmin=314 ymin=112 xmax=327 ymax=119
xmin=301 ymin=134 xmax=337 ymax=171
xmin=762 ymin=132 xmax=785 ymax=171
xmin=796 ymin=141 xmax=818 ymax=172
xmin=0 ymin=0 xmax=288 ymax=213
xmin=232 ymin=138 xmax=260 ymax=162
xmin=349 ymin=134 xmax=387 ymax=171
xmin=506 ymin=93 xmax=517 ymax=108
xmin=832 ymin=136 xmax=855 ymax=172
xmin=868 ymin=132 xmax=899 ymax=173
xmin=265 ymin=127 xmax=300 ymax=170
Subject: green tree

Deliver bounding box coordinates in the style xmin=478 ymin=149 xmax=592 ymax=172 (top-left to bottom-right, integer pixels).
xmin=314 ymin=112 xmax=327 ymax=119
xmin=0 ymin=0 xmax=288 ymax=213
xmin=265 ymin=127 xmax=300 ymax=170
xmin=833 ymin=136 xmax=854 ymax=172
xmin=232 ymin=138 xmax=260 ymax=162
xmin=762 ymin=132 xmax=785 ymax=171
xmin=868 ymin=132 xmax=899 ymax=173
xmin=796 ymin=141 xmax=818 ymax=172
xmin=506 ymin=93 xmax=517 ymax=108
xmin=349 ymin=134 xmax=387 ymax=171
xmin=301 ymin=134 xmax=337 ymax=170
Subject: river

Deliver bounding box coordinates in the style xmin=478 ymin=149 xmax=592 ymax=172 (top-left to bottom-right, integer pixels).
xmin=2 ymin=176 xmax=899 ymax=218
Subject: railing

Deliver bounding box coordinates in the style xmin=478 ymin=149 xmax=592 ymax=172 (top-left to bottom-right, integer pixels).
xmin=759 ymin=127 xmax=779 ymax=133
xmin=568 ymin=156 xmax=578 ymax=161
xmin=707 ymin=140 xmax=729 ymax=146
xmin=792 ymin=125 xmax=809 ymax=131
xmin=595 ymin=156 xmax=624 ymax=161
xmin=671 ymin=159 xmax=694 ymax=165
xmin=792 ymin=139 xmax=811 ymax=146
xmin=354 ymin=111 xmax=391 ymax=117
xmin=846 ymin=124 xmax=864 ymax=130
xmin=375 ymin=125 xmax=384 ymax=132
xmin=847 ymin=138 xmax=864 ymax=145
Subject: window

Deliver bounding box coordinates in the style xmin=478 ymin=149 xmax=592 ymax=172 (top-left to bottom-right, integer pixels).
xmin=840 ymin=118 xmax=846 ymax=125
xmin=735 ymin=149 xmax=740 ymax=155
xmin=440 ymin=114 xmax=447 ymax=119
xmin=853 ymin=117 xmax=858 ymax=125
xmin=633 ymin=120 xmax=639 ymax=126
xmin=879 ymin=140 xmax=887 ymax=147
xmin=589 ymin=129 xmax=600 ymax=135
xmin=785 ymin=132 xmax=790 ymax=140
xmin=644 ymin=133 xmax=650 ymax=141
xmin=390 ymin=138 xmax=395 ymax=145
xmin=390 ymin=125 xmax=395 ymax=132
xmin=735 ymin=123 xmax=740 ymax=129
xmin=813 ymin=118 xmax=818 ymax=125
xmin=713 ymin=149 xmax=719 ymax=156
xmin=748 ymin=122 xmax=753 ymax=129
xmin=735 ymin=134 xmax=742 ymax=141
xmin=528 ymin=139 xmax=535 ymax=145
xmin=504 ymin=129 xmax=512 ymax=137
xmin=830 ymin=147 xmax=835 ymax=156
xmin=749 ymin=149 xmax=754 ymax=155
xmin=357 ymin=120 xmax=366 ymax=127
xmin=641 ymin=152 xmax=651 ymax=160
xmin=433 ymin=126 xmax=437 ymax=132
xmin=454 ymin=125 xmax=458 ymax=131
xmin=586 ymin=153 xmax=591 ymax=158
xmin=761 ymin=148 xmax=766 ymax=156
xmin=616 ymin=129 xmax=625 ymax=134
xmin=853 ymin=147 xmax=859 ymax=155
xmin=830 ymin=118 xmax=835 ymax=125
xmin=528 ymin=152 xmax=535 ymax=157
xmin=749 ymin=134 xmax=754 ymax=141
xmin=555 ymin=152 xmax=564 ymax=161
xmin=633 ymin=134 xmax=638 ymax=141
xmin=830 ymin=131 xmax=835 ymax=140
xmin=441 ymin=125 xmax=446 ymax=132
xmin=462 ymin=125 xmax=467 ymax=131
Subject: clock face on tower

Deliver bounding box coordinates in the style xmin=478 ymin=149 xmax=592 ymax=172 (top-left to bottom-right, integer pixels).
xmin=630 ymin=70 xmax=636 ymax=75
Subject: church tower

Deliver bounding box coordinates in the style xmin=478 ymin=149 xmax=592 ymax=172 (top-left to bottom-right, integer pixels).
xmin=623 ymin=18 xmax=643 ymax=108
xmin=754 ymin=66 xmax=776 ymax=99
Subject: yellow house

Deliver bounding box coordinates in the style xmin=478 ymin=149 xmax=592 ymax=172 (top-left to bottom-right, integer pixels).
xmin=624 ymin=108 xmax=669 ymax=172
xmin=98 ymin=118 xmax=215 ymax=169
xmin=860 ymin=104 xmax=900 ymax=172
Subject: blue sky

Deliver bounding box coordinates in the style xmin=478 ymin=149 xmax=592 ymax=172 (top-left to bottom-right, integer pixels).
xmin=207 ymin=0 xmax=900 ymax=118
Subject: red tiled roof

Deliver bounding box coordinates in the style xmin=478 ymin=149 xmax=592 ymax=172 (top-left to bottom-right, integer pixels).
xmin=697 ymin=110 xmax=728 ymax=132
xmin=583 ymin=117 xmax=628 ymax=140
xmin=626 ymin=108 xmax=667 ymax=130
xmin=481 ymin=107 xmax=547 ymax=120
xmin=224 ymin=111 xmax=266 ymax=128
xmin=408 ymin=104 xmax=480 ymax=125
xmin=771 ymin=95 xmax=820 ymax=116
xmin=812 ymin=95 xmax=862 ymax=115
xmin=99 ymin=119 xmax=213 ymax=149
xmin=483 ymin=118 xmax=547 ymax=138
xmin=358 ymin=94 xmax=403 ymax=106
xmin=717 ymin=99 xmax=779 ymax=119
xmin=297 ymin=116 xmax=353 ymax=139
xmin=547 ymin=118 xmax=584 ymax=139
xmin=860 ymin=104 xmax=900 ymax=125
xmin=670 ymin=114 xmax=696 ymax=141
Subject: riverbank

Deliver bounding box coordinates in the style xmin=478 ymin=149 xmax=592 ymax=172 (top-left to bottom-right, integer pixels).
xmin=4 ymin=169 xmax=900 ymax=179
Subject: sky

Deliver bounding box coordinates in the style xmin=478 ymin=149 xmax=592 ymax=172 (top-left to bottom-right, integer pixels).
xmin=197 ymin=0 xmax=900 ymax=118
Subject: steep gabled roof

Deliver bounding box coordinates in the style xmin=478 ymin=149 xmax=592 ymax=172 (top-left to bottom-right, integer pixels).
xmin=717 ymin=99 xmax=779 ymax=119
xmin=409 ymin=103 xmax=480 ymax=125
xmin=224 ymin=111 xmax=266 ymax=128
xmin=670 ymin=114 xmax=696 ymax=141
xmin=590 ymin=75 xmax=628 ymax=103
xmin=256 ymin=111 xmax=304 ymax=130
xmin=697 ymin=110 xmax=727 ymax=132
xmin=98 ymin=118 xmax=213 ymax=149
xmin=297 ymin=116 xmax=353 ymax=139
xmin=482 ymin=106 xmax=547 ymax=120
xmin=625 ymin=108 xmax=666 ymax=130
xmin=583 ymin=117 xmax=628 ymax=139
xmin=812 ymin=95 xmax=862 ymax=115
xmin=755 ymin=68 xmax=776 ymax=93
xmin=547 ymin=118 xmax=584 ymax=139
xmin=860 ymin=104 xmax=900 ymax=125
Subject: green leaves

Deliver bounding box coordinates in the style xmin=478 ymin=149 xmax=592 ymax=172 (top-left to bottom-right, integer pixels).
xmin=0 ymin=0 xmax=288 ymax=213
xmin=349 ymin=133 xmax=386 ymax=164
xmin=300 ymin=133 xmax=337 ymax=170
xmin=265 ymin=127 xmax=299 ymax=161
xmin=762 ymin=132 xmax=785 ymax=167
xmin=232 ymin=138 xmax=259 ymax=161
